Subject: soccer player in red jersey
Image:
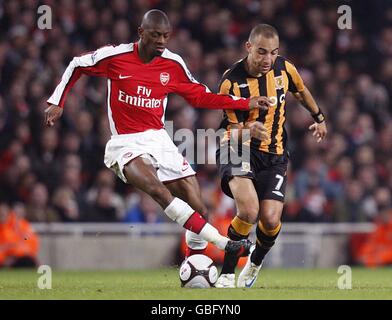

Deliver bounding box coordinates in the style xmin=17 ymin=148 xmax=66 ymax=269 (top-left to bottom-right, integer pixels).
xmin=44 ymin=10 xmax=272 ymax=257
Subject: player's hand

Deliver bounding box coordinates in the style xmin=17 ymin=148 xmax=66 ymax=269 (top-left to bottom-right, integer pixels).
xmin=249 ymin=96 xmax=273 ymax=110
xmin=309 ymin=121 xmax=327 ymax=143
xmin=246 ymin=121 xmax=269 ymax=141
xmin=44 ymin=104 xmax=63 ymax=127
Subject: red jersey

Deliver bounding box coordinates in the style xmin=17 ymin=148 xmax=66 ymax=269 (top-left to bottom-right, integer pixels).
xmin=47 ymin=42 xmax=250 ymax=135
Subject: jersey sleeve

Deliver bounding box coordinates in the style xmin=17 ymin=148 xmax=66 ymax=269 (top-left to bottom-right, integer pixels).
xmin=47 ymin=45 xmax=113 ymax=108
xmin=219 ymin=77 xmax=246 ymax=124
xmin=219 ymin=77 xmax=231 ymax=95
xmin=285 ymin=60 xmax=305 ymax=93
xmin=171 ymin=56 xmax=249 ymax=111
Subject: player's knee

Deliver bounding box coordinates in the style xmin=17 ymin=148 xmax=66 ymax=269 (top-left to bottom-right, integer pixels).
xmin=261 ymin=213 xmax=281 ymax=231
xmin=237 ymin=205 xmax=259 ymax=224
xmin=263 ymin=220 xmax=280 ymax=232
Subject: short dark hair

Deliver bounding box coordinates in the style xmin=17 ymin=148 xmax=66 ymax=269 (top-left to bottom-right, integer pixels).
xmin=249 ymin=24 xmax=279 ymax=42
xmin=141 ymin=9 xmax=170 ymax=29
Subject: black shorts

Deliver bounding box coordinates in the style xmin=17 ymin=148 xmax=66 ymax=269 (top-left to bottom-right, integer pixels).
xmin=216 ymin=145 xmax=289 ymax=202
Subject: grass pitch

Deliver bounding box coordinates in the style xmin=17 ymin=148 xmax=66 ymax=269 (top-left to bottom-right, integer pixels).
xmin=0 ymin=267 xmax=391 ymax=300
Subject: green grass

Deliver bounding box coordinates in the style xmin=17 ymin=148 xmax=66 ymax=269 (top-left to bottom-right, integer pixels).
xmin=0 ymin=267 xmax=391 ymax=299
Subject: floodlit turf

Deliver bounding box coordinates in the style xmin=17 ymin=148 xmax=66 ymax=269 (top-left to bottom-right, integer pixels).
xmin=0 ymin=267 xmax=391 ymax=300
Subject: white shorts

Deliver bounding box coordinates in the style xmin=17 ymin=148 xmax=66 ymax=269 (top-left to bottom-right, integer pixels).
xmin=104 ymin=129 xmax=196 ymax=183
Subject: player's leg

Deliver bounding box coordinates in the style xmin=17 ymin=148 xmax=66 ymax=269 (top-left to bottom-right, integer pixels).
xmin=123 ymin=157 xmax=173 ymax=208
xmin=252 ymin=200 xmax=283 ymax=265
xmin=165 ymin=175 xmax=207 ymax=214
xmin=165 ymin=176 xmax=209 ymax=257
xmin=123 ymin=157 xmax=251 ymax=255
xmin=237 ymin=159 xmax=287 ymax=288
xmin=216 ymin=176 xmax=259 ymax=288
xmin=223 ymin=177 xmax=259 ymax=271
xmin=237 ymin=199 xmax=283 ymax=288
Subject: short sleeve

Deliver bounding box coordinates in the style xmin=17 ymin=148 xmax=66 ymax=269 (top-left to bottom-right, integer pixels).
xmin=285 ymin=61 xmax=305 ymax=93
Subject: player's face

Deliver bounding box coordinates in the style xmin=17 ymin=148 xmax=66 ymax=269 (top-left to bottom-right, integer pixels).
xmin=246 ymin=35 xmax=279 ymax=74
xmin=139 ymin=24 xmax=171 ymax=56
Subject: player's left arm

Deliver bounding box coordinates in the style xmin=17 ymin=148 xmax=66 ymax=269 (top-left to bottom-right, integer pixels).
xmin=293 ymin=87 xmax=327 ymax=143
xmin=286 ymin=60 xmax=327 ymax=143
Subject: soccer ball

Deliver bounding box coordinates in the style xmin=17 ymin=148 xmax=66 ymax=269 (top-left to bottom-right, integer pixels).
xmin=179 ymin=254 xmax=218 ymax=288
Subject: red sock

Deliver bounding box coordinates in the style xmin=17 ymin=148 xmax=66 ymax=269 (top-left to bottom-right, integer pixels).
xmin=183 ymin=212 xmax=207 ymax=234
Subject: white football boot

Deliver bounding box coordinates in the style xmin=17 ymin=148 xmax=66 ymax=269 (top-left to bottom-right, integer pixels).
xmin=237 ymin=245 xmax=263 ymax=288
xmin=215 ymin=273 xmax=236 ymax=288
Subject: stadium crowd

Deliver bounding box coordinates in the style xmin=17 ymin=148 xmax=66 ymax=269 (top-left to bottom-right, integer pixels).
xmin=0 ymin=0 xmax=391 ymax=226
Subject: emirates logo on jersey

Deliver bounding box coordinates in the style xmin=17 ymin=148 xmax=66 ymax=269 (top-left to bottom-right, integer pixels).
xmin=160 ymin=72 xmax=170 ymax=86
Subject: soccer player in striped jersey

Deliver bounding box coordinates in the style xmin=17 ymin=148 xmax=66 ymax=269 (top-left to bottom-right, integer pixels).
xmin=44 ymin=10 xmax=274 ymax=259
xmin=213 ymin=24 xmax=327 ymax=288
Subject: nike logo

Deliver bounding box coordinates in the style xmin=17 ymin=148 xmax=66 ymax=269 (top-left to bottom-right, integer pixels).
xmin=238 ymin=167 xmax=253 ymax=173
xmin=119 ymin=75 xmax=132 ymax=79
xmin=246 ymin=277 xmax=257 ymax=288
xmin=238 ymin=83 xmax=249 ymax=88
xmin=272 ymin=190 xmax=284 ymax=197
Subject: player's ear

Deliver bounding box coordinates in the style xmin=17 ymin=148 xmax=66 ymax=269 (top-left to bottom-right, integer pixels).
xmin=245 ymin=41 xmax=252 ymax=53
xmin=138 ymin=27 xmax=144 ymax=39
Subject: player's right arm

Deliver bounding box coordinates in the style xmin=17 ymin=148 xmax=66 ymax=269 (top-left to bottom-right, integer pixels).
xmin=45 ymin=45 xmax=113 ymax=126
xmin=219 ymin=78 xmax=269 ymax=143
xmin=169 ymin=53 xmax=272 ymax=111
xmin=44 ymin=105 xmax=63 ymax=127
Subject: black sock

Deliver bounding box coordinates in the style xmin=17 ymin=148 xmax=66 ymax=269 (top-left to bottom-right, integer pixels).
xmin=251 ymin=223 xmax=281 ymax=266
xmin=221 ymin=225 xmax=248 ymax=274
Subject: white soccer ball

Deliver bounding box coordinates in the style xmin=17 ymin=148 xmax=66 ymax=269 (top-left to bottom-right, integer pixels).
xmin=179 ymin=254 xmax=218 ymax=288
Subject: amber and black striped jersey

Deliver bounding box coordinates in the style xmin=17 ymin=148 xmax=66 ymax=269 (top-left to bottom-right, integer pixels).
xmin=218 ymin=55 xmax=305 ymax=155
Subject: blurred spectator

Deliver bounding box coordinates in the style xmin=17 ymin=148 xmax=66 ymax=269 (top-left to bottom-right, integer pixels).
xmin=82 ymin=186 xmax=118 ymax=222
xmin=296 ymin=176 xmax=331 ymax=222
xmin=354 ymin=188 xmax=392 ymax=267
xmin=294 ymin=155 xmax=341 ymax=200
xmin=51 ymin=186 xmax=80 ymax=222
xmin=0 ymin=0 xmax=391 ymax=224
xmin=123 ymin=192 xmax=164 ymax=223
xmin=334 ymin=180 xmax=369 ymax=222
xmin=0 ymin=201 xmax=39 ymax=268
xmin=86 ymin=169 xmax=125 ymax=220
xmin=25 ymin=182 xmax=59 ymax=222
xmin=29 ymin=127 xmax=61 ymax=190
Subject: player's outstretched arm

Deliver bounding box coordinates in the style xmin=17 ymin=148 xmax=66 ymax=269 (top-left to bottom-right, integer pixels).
xmin=293 ymin=86 xmax=327 ymax=143
xmin=44 ymin=104 xmax=63 ymax=127
xmin=172 ymin=54 xmax=273 ymax=111
xmin=178 ymin=82 xmax=273 ymax=111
